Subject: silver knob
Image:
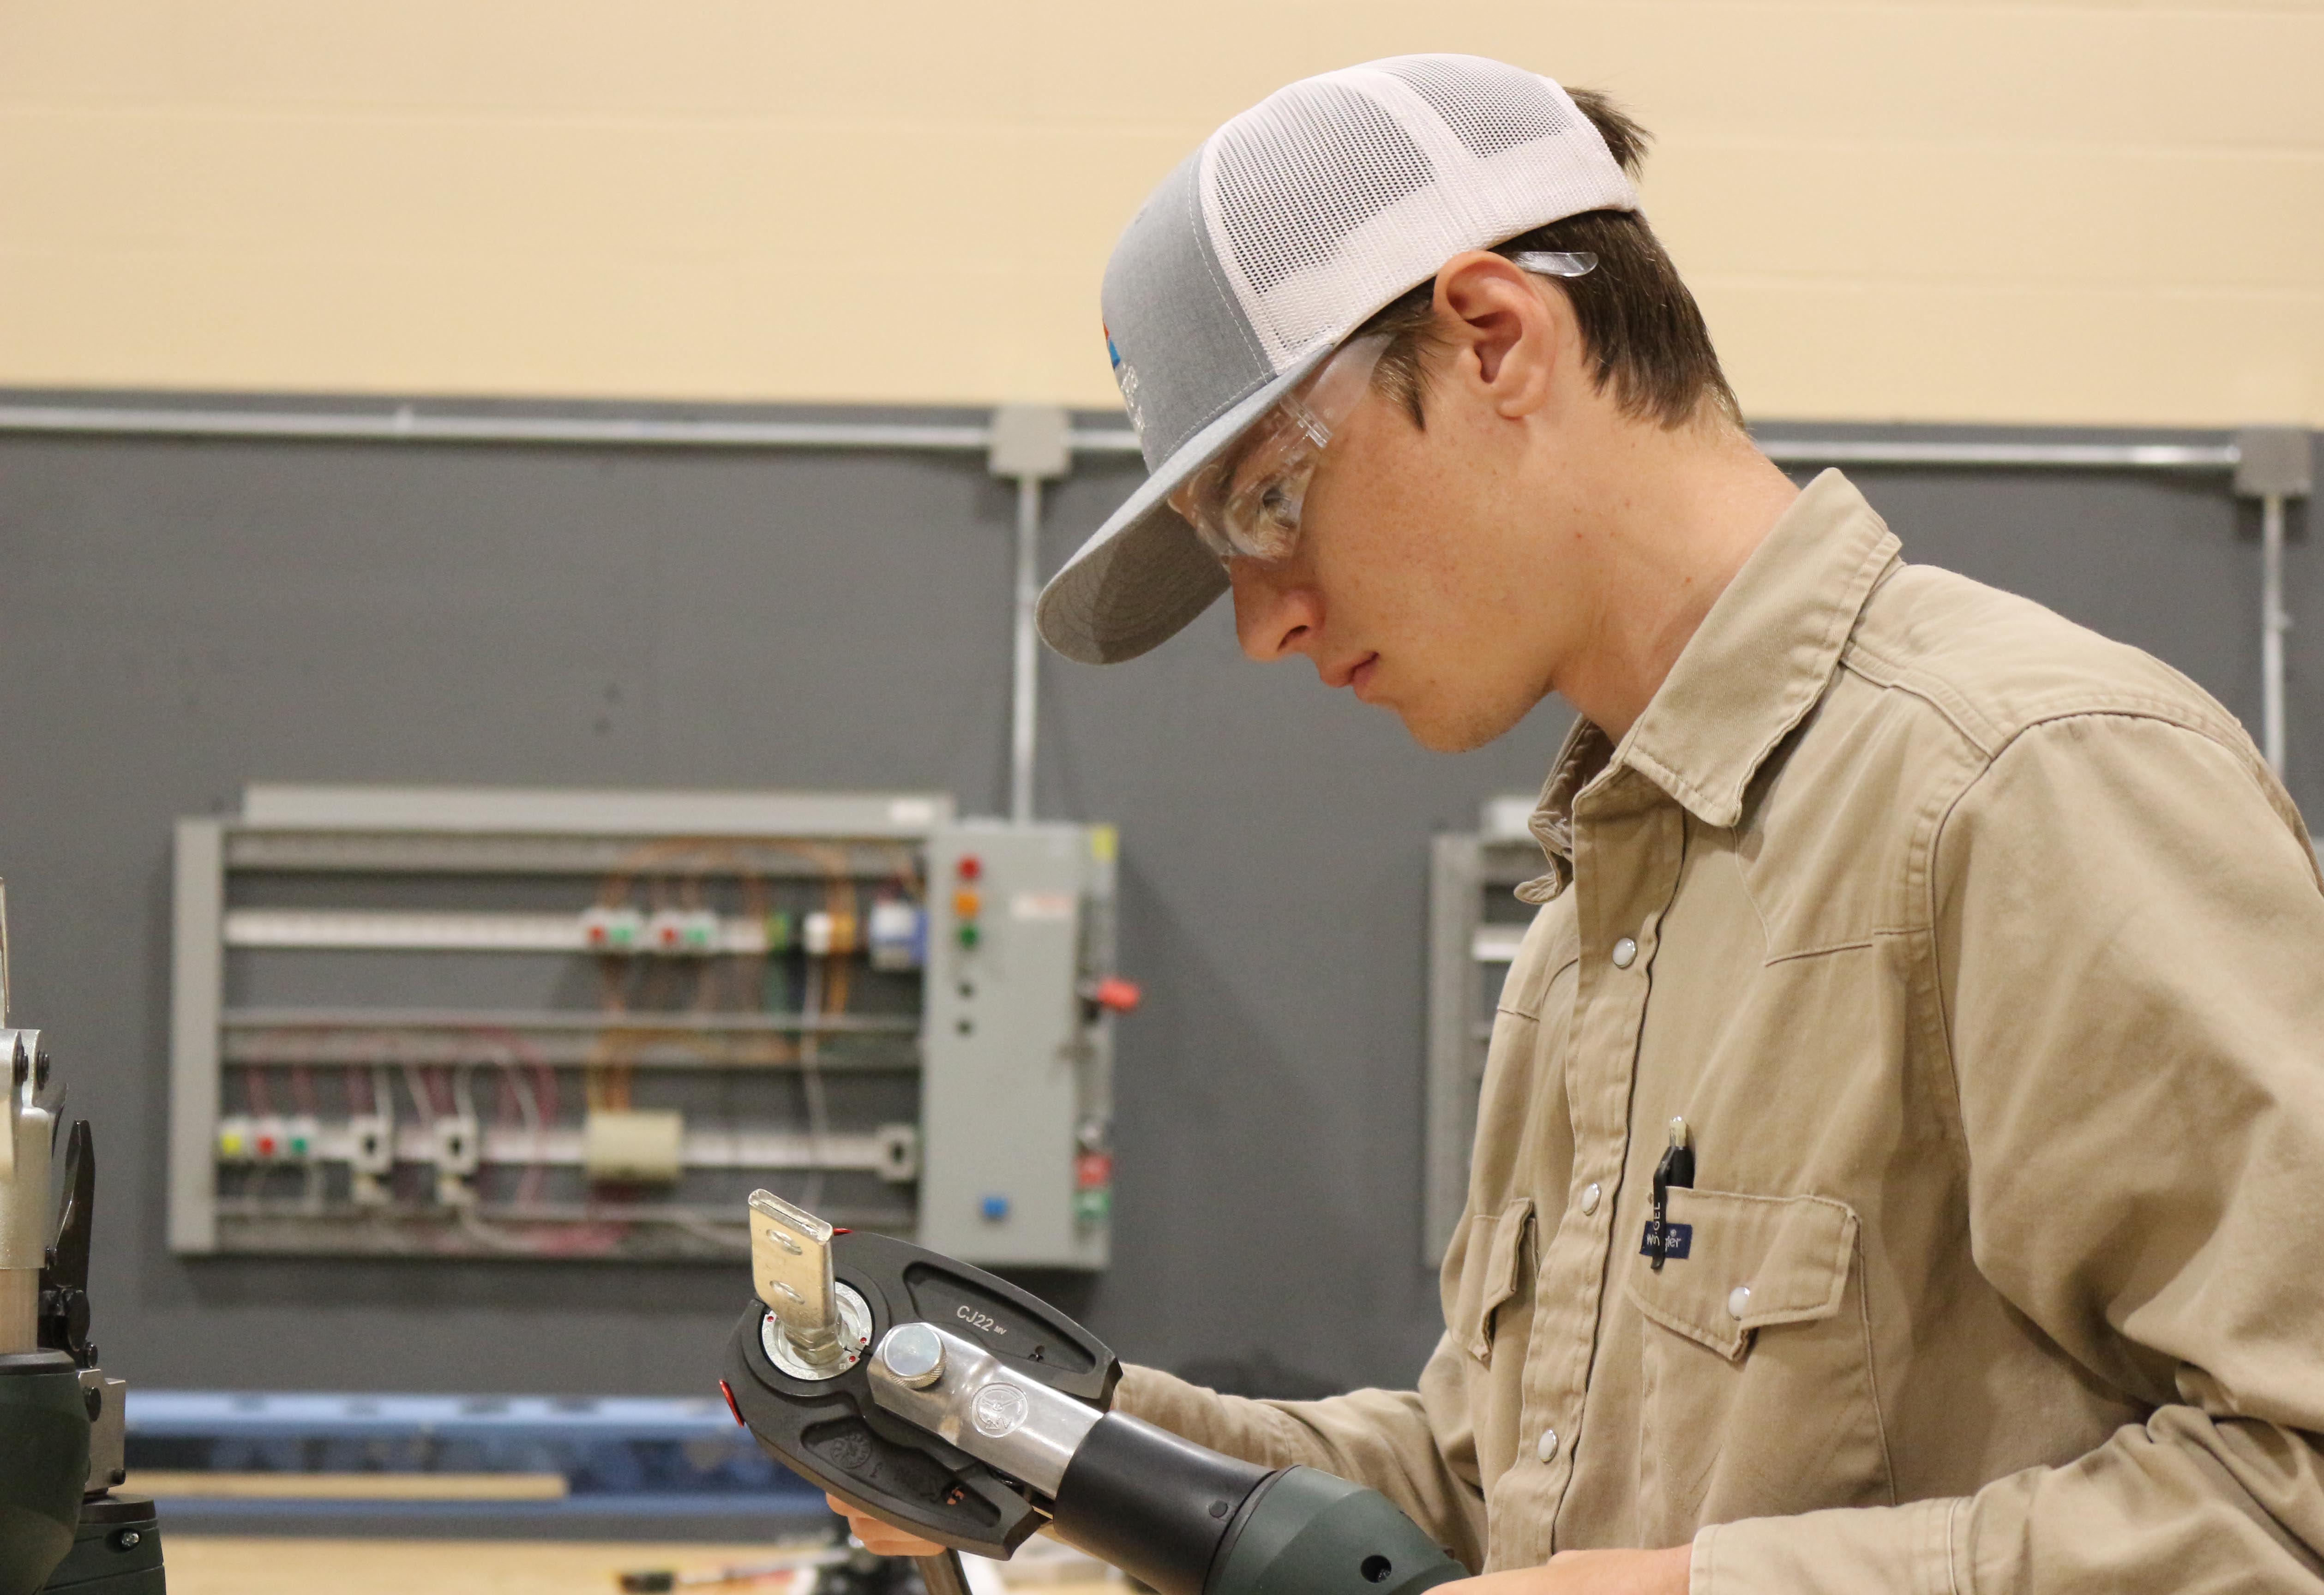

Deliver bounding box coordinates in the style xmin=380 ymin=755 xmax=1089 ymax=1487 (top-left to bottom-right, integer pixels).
xmin=878 ymin=1322 xmax=947 ymax=1388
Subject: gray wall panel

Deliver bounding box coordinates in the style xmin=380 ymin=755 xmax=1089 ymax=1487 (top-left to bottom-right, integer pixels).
xmin=0 ymin=399 xmax=2307 ymax=1401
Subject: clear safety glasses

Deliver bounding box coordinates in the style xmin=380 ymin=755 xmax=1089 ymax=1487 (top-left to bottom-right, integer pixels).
xmin=1167 ymin=251 xmax=1598 ymax=565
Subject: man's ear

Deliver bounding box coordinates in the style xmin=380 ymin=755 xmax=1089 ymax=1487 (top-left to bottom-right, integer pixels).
xmin=1430 ymin=252 xmax=1561 ymax=420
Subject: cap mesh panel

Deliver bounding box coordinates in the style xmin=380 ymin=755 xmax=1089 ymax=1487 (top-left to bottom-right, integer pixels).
xmin=1378 ymin=56 xmax=1569 ymax=159
xmin=1209 ymin=83 xmax=1434 ymax=300
xmin=1195 ymin=57 xmax=1639 ymax=369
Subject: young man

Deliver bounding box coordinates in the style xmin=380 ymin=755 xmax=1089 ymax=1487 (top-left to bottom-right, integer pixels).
xmin=841 ymin=56 xmax=2324 ymax=1595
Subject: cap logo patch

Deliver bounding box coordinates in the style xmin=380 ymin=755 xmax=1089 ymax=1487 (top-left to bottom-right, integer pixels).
xmin=1104 ymin=321 xmax=1147 ymax=438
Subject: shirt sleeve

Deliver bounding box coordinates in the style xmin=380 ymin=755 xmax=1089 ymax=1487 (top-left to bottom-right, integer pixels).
xmin=1113 ymin=1333 xmax=1490 ymax=1571
xmin=1699 ymin=712 xmax=2324 ymax=1594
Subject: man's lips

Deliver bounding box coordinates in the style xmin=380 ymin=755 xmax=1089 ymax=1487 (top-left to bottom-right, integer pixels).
xmin=1348 ymin=654 xmax=1381 ymax=700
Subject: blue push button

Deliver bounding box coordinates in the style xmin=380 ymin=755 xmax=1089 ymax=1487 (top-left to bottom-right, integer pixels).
xmin=979 ymin=1194 xmax=1011 ymax=1222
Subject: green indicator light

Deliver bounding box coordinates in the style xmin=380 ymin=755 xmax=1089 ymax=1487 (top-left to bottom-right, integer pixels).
xmin=957 ymin=922 xmax=981 ymax=949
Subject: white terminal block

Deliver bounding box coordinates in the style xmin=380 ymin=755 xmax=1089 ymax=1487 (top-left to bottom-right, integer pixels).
xmin=868 ymin=901 xmax=925 ymax=971
xmin=433 ymin=1114 xmax=480 ymax=1210
xmin=875 ymin=1124 xmax=921 ymax=1184
xmin=802 ymin=911 xmax=835 ymax=957
xmin=580 ymin=905 xmax=646 ymax=954
xmin=433 ymin=1115 xmax=480 ymax=1176
xmin=582 ymin=1109 xmax=685 ymax=1184
xmin=346 ymin=1114 xmax=394 ymax=1175
xmin=282 ymin=1114 xmax=320 ymax=1162
xmin=645 ymin=908 xmax=720 ymax=956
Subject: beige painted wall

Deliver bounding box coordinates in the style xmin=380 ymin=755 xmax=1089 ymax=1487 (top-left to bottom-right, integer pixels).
xmin=2 ymin=1 xmax=2318 ymax=426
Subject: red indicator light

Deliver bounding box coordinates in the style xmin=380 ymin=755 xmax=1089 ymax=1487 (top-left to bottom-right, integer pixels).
xmin=956 ymin=855 xmax=983 ymax=882
xmin=1087 ymin=976 xmax=1143 ymax=1014
xmin=256 ymin=1136 xmax=277 ymax=1157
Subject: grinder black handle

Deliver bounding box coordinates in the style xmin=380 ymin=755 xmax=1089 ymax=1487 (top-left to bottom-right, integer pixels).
xmin=1051 ymin=1413 xmax=1465 ymax=1595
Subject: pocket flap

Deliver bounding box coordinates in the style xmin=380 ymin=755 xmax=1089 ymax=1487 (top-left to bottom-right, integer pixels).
xmin=1622 ymin=1189 xmax=1857 ymax=1361
xmin=1453 ymin=1198 xmax=1535 ymax=1362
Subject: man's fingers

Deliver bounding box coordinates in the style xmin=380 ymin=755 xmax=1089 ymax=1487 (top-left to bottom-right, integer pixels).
xmin=824 ymin=1493 xmax=947 ymax=1558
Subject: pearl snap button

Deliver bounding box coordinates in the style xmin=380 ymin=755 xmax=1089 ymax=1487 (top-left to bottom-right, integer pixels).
xmin=1579 ymin=1182 xmax=1602 ymax=1216
xmin=1536 ymin=1428 xmax=1560 ymax=1463
xmin=1728 ymin=1285 xmax=1753 ymax=1319
xmin=1610 ymin=936 xmax=1638 ymax=968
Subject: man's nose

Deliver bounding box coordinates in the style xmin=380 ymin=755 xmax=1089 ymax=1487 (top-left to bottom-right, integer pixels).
xmin=1230 ymin=562 xmax=1322 ymax=662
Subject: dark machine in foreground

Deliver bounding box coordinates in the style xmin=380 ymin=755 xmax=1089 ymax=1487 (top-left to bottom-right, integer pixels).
xmin=0 ymin=905 xmax=166 ymax=1595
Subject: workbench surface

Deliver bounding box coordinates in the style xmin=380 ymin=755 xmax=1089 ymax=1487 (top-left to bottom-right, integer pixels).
xmin=165 ymin=1537 xmax=1119 ymax=1595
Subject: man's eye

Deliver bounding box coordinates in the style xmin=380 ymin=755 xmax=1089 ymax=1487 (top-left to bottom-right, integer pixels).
xmin=1257 ymin=483 xmax=1297 ymax=529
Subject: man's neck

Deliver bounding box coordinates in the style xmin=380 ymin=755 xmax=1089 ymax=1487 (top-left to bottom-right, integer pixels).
xmin=1549 ymin=420 xmax=1800 ymax=740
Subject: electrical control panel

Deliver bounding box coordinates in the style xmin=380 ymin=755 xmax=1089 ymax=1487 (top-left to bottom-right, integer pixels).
xmin=167 ymin=786 xmax=1129 ymax=1267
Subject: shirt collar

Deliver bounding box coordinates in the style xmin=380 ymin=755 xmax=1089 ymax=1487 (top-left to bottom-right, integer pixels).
xmin=1522 ymin=471 xmax=1900 ymax=899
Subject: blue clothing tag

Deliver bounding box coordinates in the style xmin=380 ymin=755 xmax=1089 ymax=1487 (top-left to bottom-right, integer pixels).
xmin=1639 ymin=1219 xmax=1692 ymax=1260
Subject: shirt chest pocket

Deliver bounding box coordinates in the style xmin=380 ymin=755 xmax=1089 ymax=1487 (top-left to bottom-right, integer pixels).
xmin=1624 ymin=1188 xmax=1856 ymax=1358
xmin=1622 ymin=1189 xmax=1893 ymax=1535
xmin=1450 ymin=1198 xmax=1535 ymax=1364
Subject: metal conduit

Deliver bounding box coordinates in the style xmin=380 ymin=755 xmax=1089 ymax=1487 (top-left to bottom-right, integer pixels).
xmin=0 ymin=401 xmax=2252 ymax=472
xmin=0 ymin=402 xmax=2304 ymax=785
xmin=1009 ymin=475 xmax=1044 ymax=825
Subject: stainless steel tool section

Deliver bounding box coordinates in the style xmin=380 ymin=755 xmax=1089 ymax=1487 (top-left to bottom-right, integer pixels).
xmin=750 ymin=1189 xmax=852 ymax=1374
xmin=866 ymin=1322 xmax=1100 ymax=1497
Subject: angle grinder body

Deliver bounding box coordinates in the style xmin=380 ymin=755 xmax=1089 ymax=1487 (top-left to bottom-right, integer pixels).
xmin=722 ymin=1224 xmax=1466 ymax=1595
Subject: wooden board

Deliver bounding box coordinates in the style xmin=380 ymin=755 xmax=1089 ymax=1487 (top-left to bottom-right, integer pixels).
xmin=166 ymin=1539 xmax=819 ymax=1595
xmin=138 ymin=1472 xmax=569 ymax=1500
xmin=163 ymin=1538 xmax=1123 ymax=1595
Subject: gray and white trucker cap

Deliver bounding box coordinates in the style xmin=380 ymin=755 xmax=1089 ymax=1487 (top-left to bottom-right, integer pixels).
xmin=1036 ymin=54 xmax=1639 ymax=665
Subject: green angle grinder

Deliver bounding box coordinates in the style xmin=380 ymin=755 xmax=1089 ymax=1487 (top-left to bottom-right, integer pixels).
xmin=721 ymin=1192 xmax=1465 ymax=1595
xmin=0 ymin=885 xmax=165 ymax=1595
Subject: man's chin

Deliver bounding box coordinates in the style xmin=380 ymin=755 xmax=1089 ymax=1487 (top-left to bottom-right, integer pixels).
xmin=1394 ymin=698 xmax=1527 ymax=754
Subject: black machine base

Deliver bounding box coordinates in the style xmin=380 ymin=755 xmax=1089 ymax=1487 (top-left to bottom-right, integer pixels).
xmin=38 ymin=1496 xmax=163 ymax=1595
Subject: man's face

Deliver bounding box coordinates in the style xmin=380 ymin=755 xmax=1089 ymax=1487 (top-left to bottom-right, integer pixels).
xmin=1224 ymin=362 xmax=1571 ymax=753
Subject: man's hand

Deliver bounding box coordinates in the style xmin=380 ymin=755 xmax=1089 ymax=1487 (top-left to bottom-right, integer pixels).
xmin=1439 ymin=1547 xmax=1690 ymax=1595
xmin=825 ymin=1493 xmax=946 ymax=1559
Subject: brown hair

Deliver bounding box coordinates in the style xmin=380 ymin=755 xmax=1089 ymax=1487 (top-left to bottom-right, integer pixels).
xmin=1359 ymin=89 xmax=1740 ymax=431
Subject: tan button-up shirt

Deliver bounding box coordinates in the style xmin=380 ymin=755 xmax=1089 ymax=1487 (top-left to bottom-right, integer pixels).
xmin=1120 ymin=471 xmax=2324 ymax=1592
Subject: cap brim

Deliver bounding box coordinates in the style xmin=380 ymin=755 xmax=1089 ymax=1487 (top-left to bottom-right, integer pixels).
xmin=1037 ymin=343 xmax=1336 ymax=665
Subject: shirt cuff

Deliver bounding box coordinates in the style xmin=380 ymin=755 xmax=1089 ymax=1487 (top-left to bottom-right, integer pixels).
xmin=1692 ymin=1496 xmax=1966 ymax=1595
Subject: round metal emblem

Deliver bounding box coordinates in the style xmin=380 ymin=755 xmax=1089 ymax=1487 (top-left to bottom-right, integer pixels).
xmin=969 ymin=1381 xmax=1029 ymax=1438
